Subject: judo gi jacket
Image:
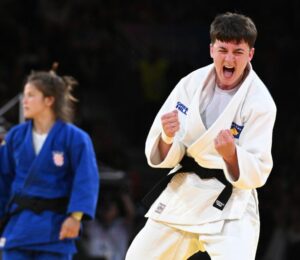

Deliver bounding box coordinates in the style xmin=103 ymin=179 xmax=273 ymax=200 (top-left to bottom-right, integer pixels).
xmin=0 ymin=120 xmax=100 ymax=253
xmin=145 ymin=63 xmax=276 ymax=231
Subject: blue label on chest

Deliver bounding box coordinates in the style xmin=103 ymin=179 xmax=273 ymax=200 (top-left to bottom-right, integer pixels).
xmin=176 ymin=101 xmax=188 ymax=115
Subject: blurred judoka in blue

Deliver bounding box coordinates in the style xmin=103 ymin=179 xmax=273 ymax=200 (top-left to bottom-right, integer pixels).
xmin=0 ymin=64 xmax=100 ymax=260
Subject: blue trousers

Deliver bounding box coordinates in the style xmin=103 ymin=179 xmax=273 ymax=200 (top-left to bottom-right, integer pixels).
xmin=2 ymin=249 xmax=72 ymax=260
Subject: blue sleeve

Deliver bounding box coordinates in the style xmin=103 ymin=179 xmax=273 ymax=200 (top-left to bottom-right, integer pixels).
xmin=67 ymin=133 xmax=100 ymax=220
xmin=0 ymin=134 xmax=15 ymax=218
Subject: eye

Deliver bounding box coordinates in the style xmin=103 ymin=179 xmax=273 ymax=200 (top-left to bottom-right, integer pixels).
xmin=25 ymin=92 xmax=35 ymax=98
xmin=234 ymin=50 xmax=245 ymax=55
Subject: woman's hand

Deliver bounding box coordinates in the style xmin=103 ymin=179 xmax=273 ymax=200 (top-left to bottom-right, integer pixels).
xmin=59 ymin=216 xmax=81 ymax=240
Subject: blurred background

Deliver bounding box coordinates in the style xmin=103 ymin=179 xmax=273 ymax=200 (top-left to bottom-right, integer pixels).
xmin=0 ymin=0 xmax=299 ymax=259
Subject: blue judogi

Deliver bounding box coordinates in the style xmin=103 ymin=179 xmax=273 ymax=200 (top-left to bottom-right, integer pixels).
xmin=0 ymin=120 xmax=100 ymax=254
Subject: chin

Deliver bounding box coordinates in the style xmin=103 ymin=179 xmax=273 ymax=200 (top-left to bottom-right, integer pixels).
xmin=23 ymin=113 xmax=33 ymax=119
xmin=223 ymin=78 xmax=239 ymax=87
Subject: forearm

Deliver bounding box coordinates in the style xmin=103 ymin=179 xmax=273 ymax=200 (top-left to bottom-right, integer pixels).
xmin=158 ymin=137 xmax=172 ymax=160
xmin=223 ymin=150 xmax=240 ymax=181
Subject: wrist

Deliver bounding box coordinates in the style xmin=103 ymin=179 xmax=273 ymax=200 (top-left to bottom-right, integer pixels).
xmin=161 ymin=131 xmax=174 ymax=144
xmin=222 ymin=149 xmax=237 ymax=163
xmin=71 ymin=212 xmax=83 ymax=222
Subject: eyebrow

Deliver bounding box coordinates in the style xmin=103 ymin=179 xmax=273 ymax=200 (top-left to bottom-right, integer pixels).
xmin=234 ymin=48 xmax=246 ymax=52
xmin=218 ymin=46 xmax=246 ymax=52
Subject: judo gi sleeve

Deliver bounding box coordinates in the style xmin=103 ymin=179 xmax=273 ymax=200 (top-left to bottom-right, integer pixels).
xmin=0 ymin=133 xmax=15 ymax=219
xmin=223 ymin=104 xmax=276 ymax=189
xmin=67 ymin=133 xmax=100 ymax=220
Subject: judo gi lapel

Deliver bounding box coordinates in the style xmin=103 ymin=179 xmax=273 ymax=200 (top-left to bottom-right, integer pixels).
xmin=22 ymin=120 xmax=65 ymax=190
xmin=24 ymin=120 xmax=37 ymax=161
xmin=187 ymin=64 xmax=255 ymax=158
xmin=180 ymin=64 xmax=215 ymax=146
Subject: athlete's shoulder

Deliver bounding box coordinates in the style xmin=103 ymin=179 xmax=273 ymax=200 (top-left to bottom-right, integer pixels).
xmin=175 ymin=63 xmax=214 ymax=98
xmin=181 ymin=63 xmax=213 ymax=82
xmin=63 ymin=122 xmax=92 ymax=145
xmin=248 ymin=70 xmax=277 ymax=112
xmin=5 ymin=121 xmax=30 ymax=138
xmin=64 ymin=122 xmax=88 ymax=135
xmin=0 ymin=121 xmax=30 ymax=148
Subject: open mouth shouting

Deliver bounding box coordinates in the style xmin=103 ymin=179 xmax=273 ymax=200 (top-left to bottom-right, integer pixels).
xmin=223 ymin=65 xmax=235 ymax=79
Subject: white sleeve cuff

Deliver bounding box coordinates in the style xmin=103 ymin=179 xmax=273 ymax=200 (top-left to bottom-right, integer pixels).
xmin=161 ymin=131 xmax=174 ymax=144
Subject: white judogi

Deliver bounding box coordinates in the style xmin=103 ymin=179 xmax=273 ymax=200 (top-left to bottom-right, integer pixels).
xmin=126 ymin=63 xmax=276 ymax=260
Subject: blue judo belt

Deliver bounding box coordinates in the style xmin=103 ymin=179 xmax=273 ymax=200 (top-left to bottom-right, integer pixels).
xmin=142 ymin=155 xmax=233 ymax=211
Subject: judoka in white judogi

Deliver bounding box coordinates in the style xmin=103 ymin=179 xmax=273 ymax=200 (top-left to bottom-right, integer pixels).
xmin=126 ymin=12 xmax=276 ymax=260
xmin=127 ymin=62 xmax=276 ymax=259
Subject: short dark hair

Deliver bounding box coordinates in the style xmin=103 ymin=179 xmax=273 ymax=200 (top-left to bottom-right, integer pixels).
xmin=210 ymin=12 xmax=257 ymax=48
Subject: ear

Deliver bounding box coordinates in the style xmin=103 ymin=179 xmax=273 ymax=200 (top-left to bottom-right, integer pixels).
xmin=209 ymin=43 xmax=214 ymax=58
xmin=248 ymin=48 xmax=255 ymax=62
xmin=45 ymin=96 xmax=55 ymax=107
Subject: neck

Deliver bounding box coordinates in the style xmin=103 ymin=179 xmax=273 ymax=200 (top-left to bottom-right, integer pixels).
xmin=217 ymin=73 xmax=244 ymax=90
xmin=33 ymin=113 xmax=56 ymax=134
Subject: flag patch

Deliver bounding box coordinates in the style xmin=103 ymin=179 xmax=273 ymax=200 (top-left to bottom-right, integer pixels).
xmin=0 ymin=237 xmax=6 ymax=247
xmin=230 ymin=122 xmax=244 ymax=139
xmin=52 ymin=151 xmax=64 ymax=167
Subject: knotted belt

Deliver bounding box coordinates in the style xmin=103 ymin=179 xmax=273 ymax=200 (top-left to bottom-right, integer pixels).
xmin=142 ymin=155 xmax=233 ymax=211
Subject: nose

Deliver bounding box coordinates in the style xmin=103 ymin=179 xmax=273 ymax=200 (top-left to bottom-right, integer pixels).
xmin=224 ymin=53 xmax=235 ymax=62
xmin=22 ymin=96 xmax=27 ymax=105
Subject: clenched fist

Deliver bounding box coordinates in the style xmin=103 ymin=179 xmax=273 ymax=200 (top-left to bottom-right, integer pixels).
xmin=214 ymin=129 xmax=239 ymax=180
xmin=161 ymin=110 xmax=180 ymax=138
xmin=214 ymin=129 xmax=236 ymax=159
